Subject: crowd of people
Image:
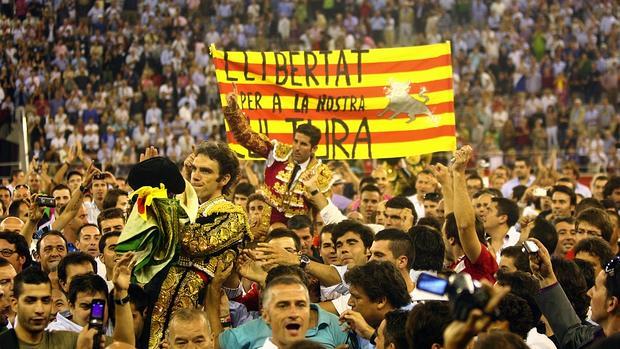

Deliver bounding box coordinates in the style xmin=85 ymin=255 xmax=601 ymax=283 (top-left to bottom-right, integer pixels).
xmin=0 ymin=0 xmax=620 ymax=349
xmin=0 ymin=0 xmax=617 ymax=174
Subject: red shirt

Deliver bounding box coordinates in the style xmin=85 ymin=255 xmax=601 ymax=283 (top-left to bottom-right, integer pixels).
xmin=450 ymin=243 xmax=499 ymax=283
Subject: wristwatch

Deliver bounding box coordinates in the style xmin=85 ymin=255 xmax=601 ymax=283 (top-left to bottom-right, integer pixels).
xmin=114 ymin=294 xmax=131 ymax=305
xmin=309 ymin=188 xmax=320 ymax=196
xmin=299 ymin=254 xmax=311 ymax=269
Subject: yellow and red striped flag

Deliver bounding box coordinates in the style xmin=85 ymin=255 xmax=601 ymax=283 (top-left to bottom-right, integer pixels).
xmin=211 ymin=43 xmax=456 ymax=160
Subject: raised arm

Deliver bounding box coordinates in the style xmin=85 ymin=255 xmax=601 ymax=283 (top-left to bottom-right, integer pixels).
xmin=223 ymin=89 xmax=273 ymax=159
xmin=452 ymin=146 xmax=481 ymax=263
xmin=431 ymin=163 xmax=454 ymax=215
xmin=111 ymin=253 xmax=136 ymax=346
xmin=254 ymin=243 xmax=343 ymax=286
xmin=53 ymin=164 xmax=98 ymax=231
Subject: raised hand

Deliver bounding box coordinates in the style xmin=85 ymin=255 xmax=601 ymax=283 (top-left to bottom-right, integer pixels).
xmin=139 ymin=146 xmax=159 ymax=162
xmin=225 ymin=82 xmax=240 ymax=111
xmin=113 ymin=252 xmax=136 ymax=292
xmin=339 ymin=309 xmax=375 ymax=339
xmin=527 ymin=238 xmax=557 ymax=288
xmin=452 ymin=145 xmax=472 ymax=173
xmin=430 ymin=163 xmax=451 ymax=186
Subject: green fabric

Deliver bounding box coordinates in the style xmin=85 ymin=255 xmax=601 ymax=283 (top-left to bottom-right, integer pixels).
xmin=116 ymin=197 xmax=187 ymax=284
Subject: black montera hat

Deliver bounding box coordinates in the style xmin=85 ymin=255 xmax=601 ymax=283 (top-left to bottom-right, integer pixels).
xmin=127 ymin=156 xmax=185 ymax=194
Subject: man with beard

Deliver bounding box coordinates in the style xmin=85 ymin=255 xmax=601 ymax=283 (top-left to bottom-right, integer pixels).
xmin=116 ymin=142 xmax=251 ymax=348
xmin=222 ymin=88 xmax=333 ymax=224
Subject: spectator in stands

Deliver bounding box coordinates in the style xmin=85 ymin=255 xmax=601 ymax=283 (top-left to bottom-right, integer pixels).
xmin=374 ymin=309 xmax=408 ymax=349
xmin=369 ymin=229 xmax=415 ymax=294
xmin=232 ymin=182 xmax=255 ymax=212
xmin=405 ymin=301 xmax=453 ymax=349
xmin=0 ymin=232 xmax=31 ymax=272
xmin=554 ymin=216 xmax=577 ymax=257
xmin=384 ymin=197 xmax=416 ymax=231
xmin=102 ymin=188 xmax=129 ymax=214
xmin=288 ymin=215 xmax=314 ymax=256
xmin=57 ymin=252 xmax=96 ymax=295
xmin=576 ymin=208 xmax=614 ymax=243
xmin=36 ymin=230 xmax=68 ymax=276
xmin=574 ymin=237 xmax=614 ymax=276
xmin=97 ymin=207 xmax=125 ymax=234
xmin=499 ymin=246 xmax=531 ymax=273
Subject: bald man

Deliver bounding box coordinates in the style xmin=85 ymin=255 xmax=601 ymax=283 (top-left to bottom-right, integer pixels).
xmin=0 ymin=217 xmax=24 ymax=233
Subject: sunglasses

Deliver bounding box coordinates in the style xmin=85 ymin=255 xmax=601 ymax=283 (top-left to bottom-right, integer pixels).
xmin=424 ymin=192 xmax=442 ymax=201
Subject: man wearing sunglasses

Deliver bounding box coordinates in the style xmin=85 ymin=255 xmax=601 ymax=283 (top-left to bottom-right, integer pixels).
xmin=530 ymin=238 xmax=620 ymax=349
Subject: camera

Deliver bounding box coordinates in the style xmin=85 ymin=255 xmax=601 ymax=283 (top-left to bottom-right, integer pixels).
xmin=416 ymin=272 xmax=491 ymax=321
xmin=89 ymin=299 xmax=106 ymax=349
xmin=94 ymin=173 xmax=107 ymax=180
xmin=522 ymin=240 xmax=540 ymax=255
xmin=35 ymin=195 xmax=56 ymax=208
xmin=533 ymin=188 xmax=547 ymax=197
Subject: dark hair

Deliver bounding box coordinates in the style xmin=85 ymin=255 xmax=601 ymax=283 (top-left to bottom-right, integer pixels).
xmin=8 ymin=199 xmax=27 ymax=218
xmin=102 ymin=188 xmax=128 ymax=210
xmin=466 ymin=174 xmax=484 ymax=187
xmin=386 ymin=196 xmax=417 ymax=225
xmin=416 ymin=216 xmax=442 ymax=232
xmin=553 ymin=216 xmax=575 ymax=226
xmin=360 ymin=184 xmax=382 ymax=196
xmin=495 ymin=271 xmax=541 ymax=322
xmin=295 ymin=123 xmax=321 ymax=147
xmin=408 ymin=225 xmax=444 ymax=272
xmin=359 ymin=177 xmax=378 ymax=191
xmin=551 ymin=185 xmax=577 ymax=206
xmin=36 ymin=230 xmax=68 ymax=253
xmin=13 ymin=267 xmax=51 ymax=299
xmin=406 ymin=301 xmax=453 ymax=349
xmin=99 ymin=231 xmax=121 ymax=253
xmin=511 ymin=185 xmax=528 ymax=202
xmin=320 ymin=223 xmax=336 ymax=235
xmin=576 ymin=208 xmax=614 ymax=242
xmin=551 ymin=257 xmax=590 ymax=321
xmin=575 ymin=198 xmax=605 ymax=214
xmin=287 ymin=340 xmax=326 ymax=349
xmin=604 ymin=176 xmax=620 ymax=198
xmin=97 ymin=207 xmax=125 ymax=230
xmin=66 ymin=170 xmax=83 ymax=181
xmin=10 ymin=169 xmax=24 ymax=180
xmin=194 ymin=141 xmax=240 ymax=195
xmin=0 ymin=186 xmax=11 ymax=196
xmin=233 ymin=182 xmax=255 ymax=198
xmin=265 ymin=265 xmax=309 ymax=287
xmin=491 ymin=197 xmax=519 ymax=226
xmin=67 ymin=273 xmax=108 ymax=305
xmin=0 ymin=256 xmax=10 ymax=268
xmin=344 ymin=261 xmax=410 ymax=309
xmin=51 ymin=184 xmax=70 ymax=194
xmin=77 ymin=223 xmax=100 ymax=240
xmin=528 ymin=216 xmax=558 ymax=253
xmin=500 ymin=246 xmax=531 ymax=273
xmin=496 ymin=293 xmax=534 ymax=338
xmin=374 ymin=229 xmax=414 ymax=269
xmin=444 ymin=213 xmax=486 ymax=246
xmin=266 ymin=228 xmax=301 ymax=252
xmin=0 ymin=231 xmax=32 ymax=268
xmin=573 ymin=259 xmax=596 ymax=290
xmin=129 ymin=283 xmax=149 ymax=313
xmin=331 ymin=220 xmax=374 ymax=249
xmin=287 ymin=214 xmax=313 ymax=234
xmin=384 ymin=310 xmax=409 ymax=349
xmin=601 ymin=199 xmax=617 ymax=211
xmin=57 ymin=252 xmax=97 ymax=285
xmin=574 ymin=237 xmax=614 ymax=270
xmin=474 ymin=331 xmax=530 ymax=349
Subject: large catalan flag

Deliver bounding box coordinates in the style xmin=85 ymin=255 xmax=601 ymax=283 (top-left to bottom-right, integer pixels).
xmin=211 ymin=43 xmax=456 ymax=160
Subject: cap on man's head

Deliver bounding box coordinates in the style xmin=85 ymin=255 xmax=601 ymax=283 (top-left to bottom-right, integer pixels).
xmin=127 ymin=157 xmax=185 ymax=194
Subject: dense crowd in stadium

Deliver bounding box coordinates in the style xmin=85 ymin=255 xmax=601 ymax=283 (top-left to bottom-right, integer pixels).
xmin=0 ymin=1 xmax=619 ymax=349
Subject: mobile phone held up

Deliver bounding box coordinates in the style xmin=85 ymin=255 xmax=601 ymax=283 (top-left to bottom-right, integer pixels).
xmin=89 ymin=299 xmax=105 ymax=349
xmin=35 ymin=195 xmax=56 ymax=208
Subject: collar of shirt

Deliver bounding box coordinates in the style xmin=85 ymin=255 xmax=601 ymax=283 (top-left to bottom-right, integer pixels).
xmin=260 ymin=337 xmax=280 ymax=349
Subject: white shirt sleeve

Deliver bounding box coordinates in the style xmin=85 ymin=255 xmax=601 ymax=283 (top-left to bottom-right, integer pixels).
xmin=320 ymin=200 xmax=348 ymax=225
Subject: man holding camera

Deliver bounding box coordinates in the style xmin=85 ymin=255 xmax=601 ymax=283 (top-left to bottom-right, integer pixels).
xmin=530 ymin=238 xmax=620 ymax=349
xmin=0 ymin=253 xmax=136 ymax=348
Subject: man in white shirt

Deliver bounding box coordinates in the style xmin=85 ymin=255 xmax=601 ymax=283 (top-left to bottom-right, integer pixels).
xmin=479 ymin=197 xmax=520 ymax=264
xmin=407 ymin=169 xmax=438 ymax=219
